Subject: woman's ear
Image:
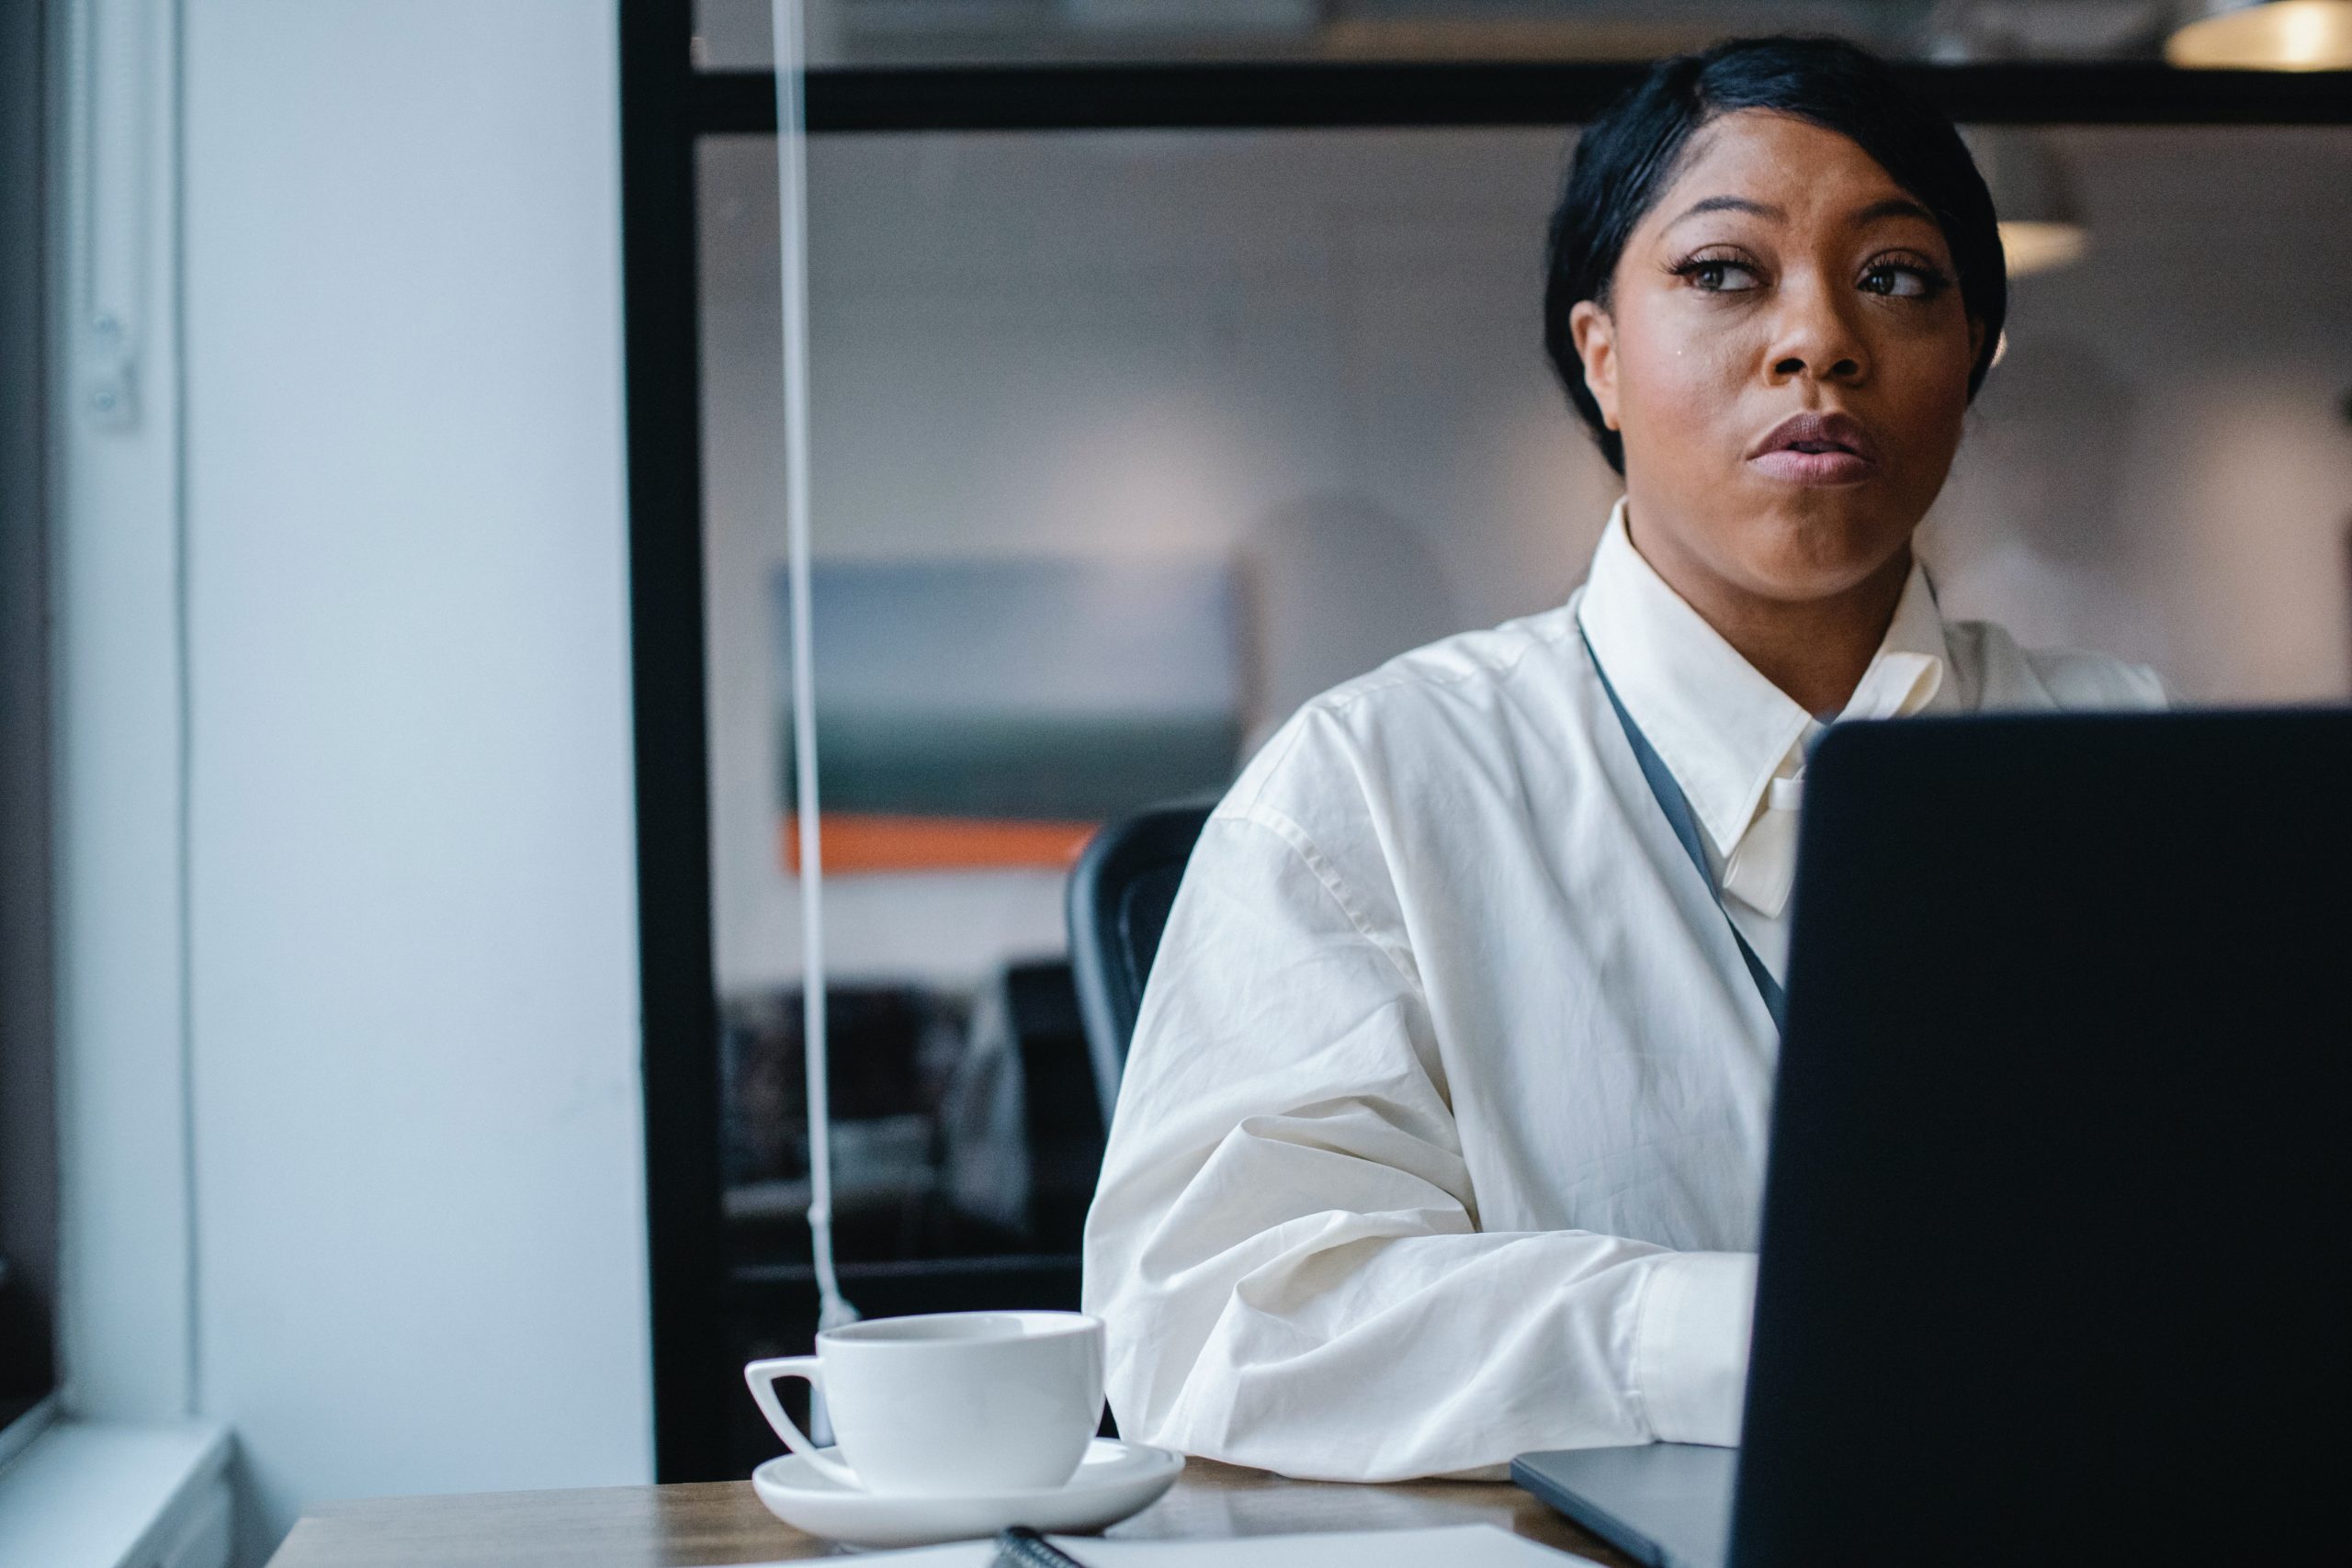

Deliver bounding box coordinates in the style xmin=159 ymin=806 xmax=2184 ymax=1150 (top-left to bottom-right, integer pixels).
xmin=1567 ymin=299 xmax=1621 ymax=432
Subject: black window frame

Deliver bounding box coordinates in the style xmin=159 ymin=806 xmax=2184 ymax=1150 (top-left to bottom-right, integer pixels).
xmin=0 ymin=0 xmax=60 ymax=1451
xmin=618 ymin=0 xmax=2352 ymax=1480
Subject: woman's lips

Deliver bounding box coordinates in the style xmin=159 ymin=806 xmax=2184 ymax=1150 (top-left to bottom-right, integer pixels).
xmin=1748 ymin=446 xmax=1876 ymax=485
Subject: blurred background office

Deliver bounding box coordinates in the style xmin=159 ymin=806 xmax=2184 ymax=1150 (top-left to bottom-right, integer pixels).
xmin=3 ymin=4 xmax=2347 ymax=1567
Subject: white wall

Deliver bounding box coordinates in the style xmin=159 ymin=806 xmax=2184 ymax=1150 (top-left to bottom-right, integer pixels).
xmin=176 ymin=2 xmax=648 ymax=1556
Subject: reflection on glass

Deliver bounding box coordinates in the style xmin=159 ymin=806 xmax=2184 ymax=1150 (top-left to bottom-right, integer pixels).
xmin=697 ymin=124 xmax=1603 ymax=1303
xmin=791 ymin=558 xmax=1241 ymax=839
xmin=701 ymin=125 xmax=2352 ymax=1472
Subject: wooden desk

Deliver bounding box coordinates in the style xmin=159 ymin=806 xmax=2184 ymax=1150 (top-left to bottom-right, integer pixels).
xmin=266 ymin=1461 xmax=1638 ymax=1567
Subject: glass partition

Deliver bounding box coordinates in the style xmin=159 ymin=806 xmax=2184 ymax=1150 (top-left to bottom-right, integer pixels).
xmin=689 ymin=114 xmax=2352 ymax=1473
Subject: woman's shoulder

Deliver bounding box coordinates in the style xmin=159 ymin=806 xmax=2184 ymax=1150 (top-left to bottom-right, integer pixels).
xmin=1220 ymin=603 xmax=1588 ymax=827
xmin=1943 ymin=617 xmax=2169 ymax=712
xmin=1311 ymin=602 xmax=1585 ymax=716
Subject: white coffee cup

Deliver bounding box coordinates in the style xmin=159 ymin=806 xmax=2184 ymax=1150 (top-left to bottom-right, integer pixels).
xmin=744 ymin=1310 xmax=1106 ymax=1496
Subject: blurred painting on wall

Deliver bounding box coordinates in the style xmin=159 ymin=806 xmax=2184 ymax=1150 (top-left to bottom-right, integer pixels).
xmin=775 ymin=558 xmax=1243 ymax=871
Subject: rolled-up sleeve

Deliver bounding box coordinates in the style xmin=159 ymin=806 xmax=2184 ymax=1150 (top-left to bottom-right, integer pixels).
xmin=1080 ymin=796 xmax=1755 ymax=1481
xmin=1634 ymin=1250 xmax=1757 ymax=1448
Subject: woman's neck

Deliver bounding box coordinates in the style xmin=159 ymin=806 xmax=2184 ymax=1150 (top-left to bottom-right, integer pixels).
xmin=1625 ymin=513 xmax=1913 ymax=718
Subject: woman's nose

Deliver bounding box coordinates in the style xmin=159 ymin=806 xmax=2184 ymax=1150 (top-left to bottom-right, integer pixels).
xmin=1765 ymin=277 xmax=1867 ymax=385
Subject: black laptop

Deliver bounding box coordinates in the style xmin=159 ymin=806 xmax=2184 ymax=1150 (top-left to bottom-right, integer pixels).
xmin=1514 ymin=710 xmax=2352 ymax=1568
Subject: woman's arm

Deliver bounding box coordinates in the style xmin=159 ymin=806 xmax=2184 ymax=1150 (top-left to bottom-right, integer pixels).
xmin=1080 ymin=807 xmax=1754 ymax=1482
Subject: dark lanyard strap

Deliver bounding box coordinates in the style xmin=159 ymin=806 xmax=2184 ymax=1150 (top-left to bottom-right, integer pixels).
xmin=1581 ymin=628 xmax=1789 ymax=1034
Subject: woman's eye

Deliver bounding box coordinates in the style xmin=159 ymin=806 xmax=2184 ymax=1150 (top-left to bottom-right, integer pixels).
xmin=1860 ymin=262 xmax=1948 ymax=299
xmin=1682 ymin=257 xmax=1760 ymax=292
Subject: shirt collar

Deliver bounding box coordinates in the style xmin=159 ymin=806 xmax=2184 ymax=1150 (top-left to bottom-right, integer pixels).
xmin=1576 ymin=495 xmax=1953 ymax=857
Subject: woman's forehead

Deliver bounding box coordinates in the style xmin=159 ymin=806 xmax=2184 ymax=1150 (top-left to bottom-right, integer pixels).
xmin=1645 ymin=109 xmax=1931 ymax=236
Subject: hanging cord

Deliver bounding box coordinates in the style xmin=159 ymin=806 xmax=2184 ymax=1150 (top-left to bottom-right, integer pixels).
xmin=769 ymin=0 xmax=856 ymax=1339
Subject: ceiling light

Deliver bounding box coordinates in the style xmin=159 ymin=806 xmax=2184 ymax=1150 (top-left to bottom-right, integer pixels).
xmin=1962 ymin=128 xmax=2090 ymax=278
xmin=2167 ymin=1 xmax=2352 ymax=69
xmin=1997 ymin=221 xmax=2091 ymax=276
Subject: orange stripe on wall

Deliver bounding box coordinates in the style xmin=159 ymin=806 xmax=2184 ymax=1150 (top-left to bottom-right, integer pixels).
xmin=780 ymin=813 xmax=1099 ymax=874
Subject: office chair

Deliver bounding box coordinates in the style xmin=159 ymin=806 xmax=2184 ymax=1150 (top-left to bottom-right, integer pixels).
xmin=1065 ymin=800 xmax=1216 ymax=1128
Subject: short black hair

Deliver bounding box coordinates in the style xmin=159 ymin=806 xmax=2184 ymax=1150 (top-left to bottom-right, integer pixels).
xmin=1543 ymin=35 xmax=2007 ymax=475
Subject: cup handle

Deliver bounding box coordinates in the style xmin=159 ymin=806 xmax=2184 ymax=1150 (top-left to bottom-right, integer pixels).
xmin=743 ymin=1356 xmax=863 ymax=1489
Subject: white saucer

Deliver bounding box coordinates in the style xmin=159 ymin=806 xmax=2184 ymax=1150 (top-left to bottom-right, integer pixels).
xmin=752 ymin=1438 xmax=1185 ymax=1551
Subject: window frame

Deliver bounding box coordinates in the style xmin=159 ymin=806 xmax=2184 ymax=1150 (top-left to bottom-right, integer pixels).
xmin=0 ymin=0 xmax=60 ymax=1453
xmin=619 ymin=0 xmax=2352 ymax=1481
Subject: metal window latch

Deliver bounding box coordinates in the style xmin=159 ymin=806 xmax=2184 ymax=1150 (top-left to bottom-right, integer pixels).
xmin=84 ymin=310 xmax=137 ymax=430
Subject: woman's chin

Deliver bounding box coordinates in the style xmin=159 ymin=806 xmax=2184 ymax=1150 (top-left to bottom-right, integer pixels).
xmin=1728 ymin=509 xmax=1917 ymax=604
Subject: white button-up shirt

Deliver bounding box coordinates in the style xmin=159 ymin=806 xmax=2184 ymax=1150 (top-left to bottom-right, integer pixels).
xmin=1577 ymin=499 xmax=1962 ymax=982
xmin=1081 ymin=498 xmax=2165 ymax=1483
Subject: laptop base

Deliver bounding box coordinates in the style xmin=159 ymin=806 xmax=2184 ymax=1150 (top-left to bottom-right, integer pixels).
xmin=1510 ymin=1444 xmax=1735 ymax=1568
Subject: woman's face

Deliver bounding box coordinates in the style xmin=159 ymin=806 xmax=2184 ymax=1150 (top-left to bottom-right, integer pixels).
xmin=1568 ymin=109 xmax=1984 ymax=609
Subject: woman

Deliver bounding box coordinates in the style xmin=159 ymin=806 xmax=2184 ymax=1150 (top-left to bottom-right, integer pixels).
xmin=1081 ymin=36 xmax=2163 ymax=1483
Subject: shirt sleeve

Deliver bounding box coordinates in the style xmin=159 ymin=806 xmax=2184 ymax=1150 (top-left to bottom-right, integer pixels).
xmin=1080 ymin=800 xmax=1757 ymax=1482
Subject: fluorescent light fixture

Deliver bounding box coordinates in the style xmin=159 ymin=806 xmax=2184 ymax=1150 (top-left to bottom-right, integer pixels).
xmin=2168 ymin=0 xmax=2352 ymax=69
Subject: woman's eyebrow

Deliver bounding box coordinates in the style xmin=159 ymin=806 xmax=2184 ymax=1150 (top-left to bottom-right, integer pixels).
xmin=1665 ymin=195 xmax=1781 ymax=229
